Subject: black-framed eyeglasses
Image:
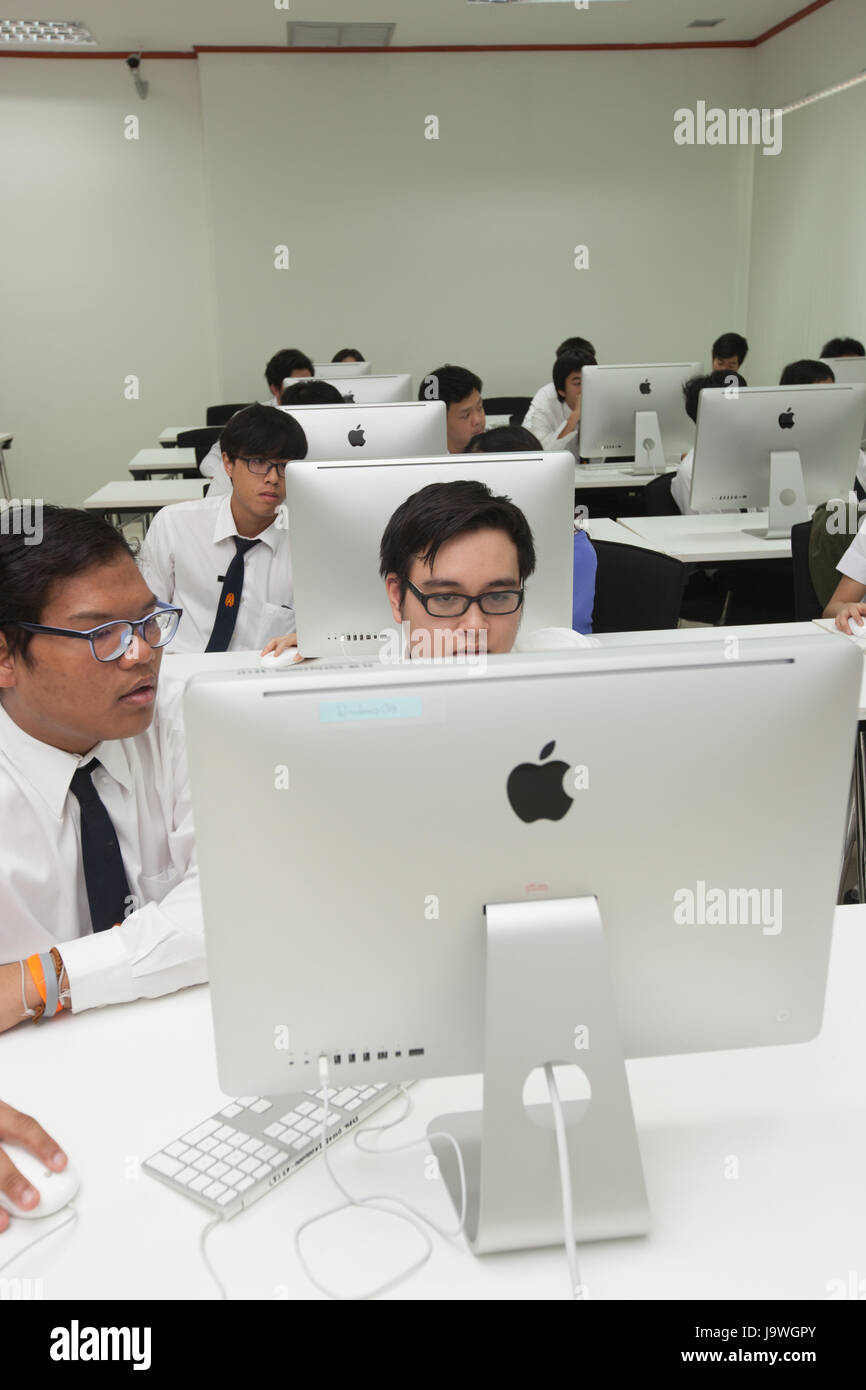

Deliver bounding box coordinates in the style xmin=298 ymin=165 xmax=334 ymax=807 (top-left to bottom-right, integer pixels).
xmin=236 ymin=456 xmax=289 ymax=477
xmin=11 ymin=602 xmax=183 ymax=663
xmin=405 ymin=581 xmax=524 ymax=618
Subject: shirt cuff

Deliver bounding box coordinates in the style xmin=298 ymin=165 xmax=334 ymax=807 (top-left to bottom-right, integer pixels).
xmin=838 ymin=547 xmax=866 ymax=587
xmin=59 ymin=927 xmax=135 ymax=1013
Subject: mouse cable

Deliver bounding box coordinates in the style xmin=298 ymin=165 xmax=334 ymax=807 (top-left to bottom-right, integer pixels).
xmin=293 ymin=1057 xmax=467 ymax=1301
xmin=199 ymin=1215 xmax=229 ymax=1300
xmin=0 ymin=1205 xmax=78 ymax=1277
xmin=544 ymin=1063 xmax=582 ymax=1300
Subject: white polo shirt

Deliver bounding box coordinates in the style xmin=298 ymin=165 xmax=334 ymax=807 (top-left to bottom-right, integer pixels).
xmin=138 ymin=493 xmax=294 ymax=653
xmin=523 ymin=382 xmax=580 ymax=461
xmin=0 ymin=678 xmax=205 ymax=1014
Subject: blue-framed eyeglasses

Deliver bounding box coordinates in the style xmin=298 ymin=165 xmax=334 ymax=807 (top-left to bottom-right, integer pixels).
xmin=10 ymin=602 xmax=183 ymax=663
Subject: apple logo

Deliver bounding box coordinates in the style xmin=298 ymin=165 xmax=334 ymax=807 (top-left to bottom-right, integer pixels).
xmin=778 ymin=408 xmax=795 ymax=430
xmin=348 ymin=425 xmax=366 ymax=447
xmin=342 ymin=391 xmax=356 ymax=404
xmin=639 ymin=379 xmax=652 ymax=396
xmin=506 ymin=741 xmax=574 ymax=824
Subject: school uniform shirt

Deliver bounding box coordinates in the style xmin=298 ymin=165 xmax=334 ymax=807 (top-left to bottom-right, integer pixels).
xmin=137 ymin=493 xmax=295 ymax=653
xmin=837 ymin=506 xmax=866 ymax=584
xmin=674 ymin=449 xmax=866 ymax=517
xmin=0 ymin=678 xmax=205 ymax=1013
xmin=522 ymin=383 xmax=580 ymax=461
xmin=200 ymin=398 xmax=279 ymax=494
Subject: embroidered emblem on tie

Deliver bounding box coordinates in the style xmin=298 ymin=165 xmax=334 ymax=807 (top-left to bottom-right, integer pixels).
xmin=224 ymin=594 xmax=235 ymax=608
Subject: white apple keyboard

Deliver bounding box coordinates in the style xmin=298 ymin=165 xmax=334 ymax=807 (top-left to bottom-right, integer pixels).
xmin=0 ymin=1144 xmax=80 ymax=1219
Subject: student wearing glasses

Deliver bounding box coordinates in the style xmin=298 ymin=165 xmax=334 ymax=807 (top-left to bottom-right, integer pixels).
xmin=201 ymin=346 xmax=314 ymax=492
xmin=0 ymin=505 xmax=203 ymax=1034
xmin=138 ymin=405 xmax=307 ymax=654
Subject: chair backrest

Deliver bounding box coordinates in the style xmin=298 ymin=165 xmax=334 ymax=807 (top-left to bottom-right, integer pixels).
xmin=642 ymin=470 xmax=680 ymax=516
xmin=482 ymin=396 xmax=532 ymax=426
xmin=206 ymin=402 xmax=252 ymax=427
xmin=590 ymin=538 xmax=686 ymax=633
xmin=790 ymin=520 xmax=822 ymax=620
xmin=177 ymin=427 xmax=221 ymax=466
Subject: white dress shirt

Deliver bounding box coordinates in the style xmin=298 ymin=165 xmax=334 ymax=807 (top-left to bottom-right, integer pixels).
xmin=522 ymin=382 xmax=580 ymax=460
xmin=673 ymin=449 xmax=866 ymax=517
xmin=0 ymin=680 xmax=204 ymax=1014
xmin=137 ymin=492 xmax=295 ymax=653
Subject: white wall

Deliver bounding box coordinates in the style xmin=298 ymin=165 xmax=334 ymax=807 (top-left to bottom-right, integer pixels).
xmin=197 ymin=50 xmax=758 ymax=402
xmin=746 ymin=0 xmax=866 ymax=387
xmin=0 ymin=60 xmax=219 ymax=507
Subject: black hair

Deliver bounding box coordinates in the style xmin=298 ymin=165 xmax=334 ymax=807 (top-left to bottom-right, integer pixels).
xmin=464 ymin=425 xmax=542 ymax=453
xmin=220 ymin=403 xmax=308 ymax=462
xmin=264 ymin=348 xmax=314 ymax=389
xmin=553 ymin=349 xmax=597 ymax=399
xmin=555 ymin=336 xmax=596 ymax=359
xmin=379 ymin=480 xmax=536 ymax=600
xmin=780 ymin=360 xmax=835 ymax=387
xmin=820 ymin=337 xmax=865 ymax=358
xmin=331 ymin=348 xmax=365 ymax=362
xmin=682 ymin=370 xmax=748 ymax=424
xmin=712 ymin=332 xmax=749 ymax=366
xmin=0 ymin=505 xmax=133 ymax=664
xmin=417 ymin=364 xmax=483 ymax=408
xmin=280 ymin=379 xmax=345 ymax=406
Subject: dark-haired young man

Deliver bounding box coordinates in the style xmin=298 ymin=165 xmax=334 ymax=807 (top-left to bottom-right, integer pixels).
xmin=671 ymin=370 xmax=748 ymax=514
xmin=332 ymin=348 xmax=365 ymax=363
xmin=522 ymin=349 xmax=597 ymax=462
xmin=711 ymin=333 xmax=748 ymax=373
xmin=419 ymin=364 xmax=486 ymax=453
xmin=0 ymin=506 xmax=204 ymax=1033
xmin=200 ymin=348 xmax=314 ymax=492
xmin=524 ymin=335 xmax=597 ymax=440
xmin=280 ymin=380 xmax=345 ymax=407
xmin=139 ymin=405 xmax=307 ymax=653
xmin=820 ymin=337 xmax=865 ymax=359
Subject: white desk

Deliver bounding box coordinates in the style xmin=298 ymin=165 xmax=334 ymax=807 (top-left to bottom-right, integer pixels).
xmin=159 ymin=425 xmax=202 ymax=447
xmin=129 ymin=448 xmax=199 ymax=480
xmin=83 ymin=479 xmax=208 ymax=524
xmin=574 ymin=465 xmax=655 ymax=490
xmin=616 ymin=513 xmax=792 ymax=564
xmin=582 ymin=517 xmax=670 ymax=552
xmin=2 ymin=906 xmax=863 ymax=1301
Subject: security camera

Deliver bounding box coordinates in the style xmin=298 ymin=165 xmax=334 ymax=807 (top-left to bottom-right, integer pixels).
xmin=125 ymin=54 xmax=141 ymax=70
xmin=125 ymin=53 xmax=149 ymax=99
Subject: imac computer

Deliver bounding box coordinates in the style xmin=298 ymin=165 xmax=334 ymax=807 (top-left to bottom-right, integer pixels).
xmin=284 ymin=449 xmax=575 ymax=657
xmin=821 ymin=359 xmax=866 ymax=446
xmin=689 ymin=382 xmax=866 ymax=537
xmin=282 ymin=374 xmax=411 ymax=403
xmin=312 ymin=361 xmax=372 ymax=378
xmin=579 ymin=362 xmax=701 ymax=470
xmin=278 ymin=401 xmax=447 ymax=462
xmin=184 ymin=635 xmax=861 ymax=1253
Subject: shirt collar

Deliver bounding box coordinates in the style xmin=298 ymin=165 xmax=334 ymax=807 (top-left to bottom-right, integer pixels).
xmin=212 ymin=492 xmax=279 ymax=553
xmin=0 ymin=699 xmax=134 ymax=819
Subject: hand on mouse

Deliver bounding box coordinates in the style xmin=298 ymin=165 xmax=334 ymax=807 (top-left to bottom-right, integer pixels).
xmin=261 ymin=633 xmax=304 ymax=663
xmin=0 ymin=1101 xmax=67 ymax=1231
xmin=835 ymin=603 xmax=866 ymax=635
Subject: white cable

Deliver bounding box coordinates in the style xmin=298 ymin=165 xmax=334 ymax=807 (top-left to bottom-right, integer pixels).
xmin=544 ymin=1063 xmax=582 ymax=1300
xmin=352 ymin=1085 xmax=467 ymax=1237
xmin=294 ymin=1058 xmax=467 ymax=1300
xmin=0 ymin=1204 xmax=78 ymax=1276
xmin=199 ymin=1215 xmax=228 ymax=1300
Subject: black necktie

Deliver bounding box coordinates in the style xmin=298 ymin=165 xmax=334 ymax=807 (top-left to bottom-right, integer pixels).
xmin=69 ymin=758 xmax=132 ymax=934
xmin=205 ymin=537 xmax=260 ymax=653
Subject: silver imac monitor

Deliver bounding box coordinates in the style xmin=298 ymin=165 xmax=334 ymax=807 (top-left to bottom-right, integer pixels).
xmin=326 ymin=373 xmax=412 ymax=404
xmin=690 ymin=383 xmax=866 ymax=537
xmin=284 ymin=450 xmax=575 ymax=657
xmin=278 ymin=401 xmax=446 ymax=462
xmin=185 ymin=635 xmax=860 ymax=1250
xmin=579 ymin=362 xmax=701 ymax=469
xmin=313 ymin=361 xmax=372 ymax=378
xmin=820 ymin=356 xmax=866 ymax=387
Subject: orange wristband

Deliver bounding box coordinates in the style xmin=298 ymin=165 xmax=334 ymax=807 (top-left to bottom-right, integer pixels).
xmin=25 ymin=953 xmax=47 ymax=1003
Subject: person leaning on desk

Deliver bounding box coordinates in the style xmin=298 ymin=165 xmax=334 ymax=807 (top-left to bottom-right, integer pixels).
xmin=0 ymin=505 xmax=206 ymax=1035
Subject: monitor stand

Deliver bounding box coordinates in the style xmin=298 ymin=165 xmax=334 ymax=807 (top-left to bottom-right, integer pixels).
xmin=628 ymin=411 xmax=664 ymax=476
xmin=428 ymin=896 xmax=650 ymax=1257
xmin=742 ymin=450 xmax=810 ymax=540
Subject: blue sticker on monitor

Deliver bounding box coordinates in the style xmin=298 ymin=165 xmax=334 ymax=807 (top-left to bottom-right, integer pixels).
xmin=319 ymin=697 xmax=423 ymax=723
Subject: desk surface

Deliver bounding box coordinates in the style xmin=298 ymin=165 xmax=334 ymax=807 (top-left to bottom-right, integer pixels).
xmin=583 ymin=517 xmax=671 ymax=552
xmin=2 ymin=906 xmax=863 ymax=1301
xmin=616 ymin=513 xmax=792 ymax=563
xmin=575 ymin=465 xmax=654 ymax=490
xmin=129 ymin=448 xmax=199 ymax=478
xmin=83 ymin=480 xmax=207 ymax=510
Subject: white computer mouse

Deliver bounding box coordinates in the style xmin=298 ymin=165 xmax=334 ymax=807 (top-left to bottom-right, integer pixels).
xmin=260 ymin=648 xmax=302 ymax=670
xmin=848 ymin=616 xmax=866 ymax=634
xmin=0 ymin=1144 xmax=80 ymax=1219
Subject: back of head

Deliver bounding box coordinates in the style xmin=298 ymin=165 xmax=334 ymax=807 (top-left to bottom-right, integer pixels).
xmin=682 ymin=369 xmax=747 ymax=423
xmin=556 ymin=336 xmax=596 ymax=359
xmin=820 ymin=336 xmax=865 ymax=358
xmin=280 ymin=379 xmax=345 ymax=407
xmin=464 ymin=425 xmax=541 ymax=454
xmin=379 ymin=479 xmax=536 ymax=594
xmin=418 ymin=364 xmax=483 ymax=406
xmin=780 ymin=359 xmax=835 ymax=387
xmin=331 ymin=348 xmax=365 ymax=363
xmin=220 ymin=402 xmax=308 ymax=461
xmin=553 ymin=349 xmax=597 ymax=398
xmin=264 ymin=348 xmax=315 ymax=389
xmin=712 ymin=332 xmax=749 ymax=366
xmin=0 ymin=505 xmax=132 ymax=667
